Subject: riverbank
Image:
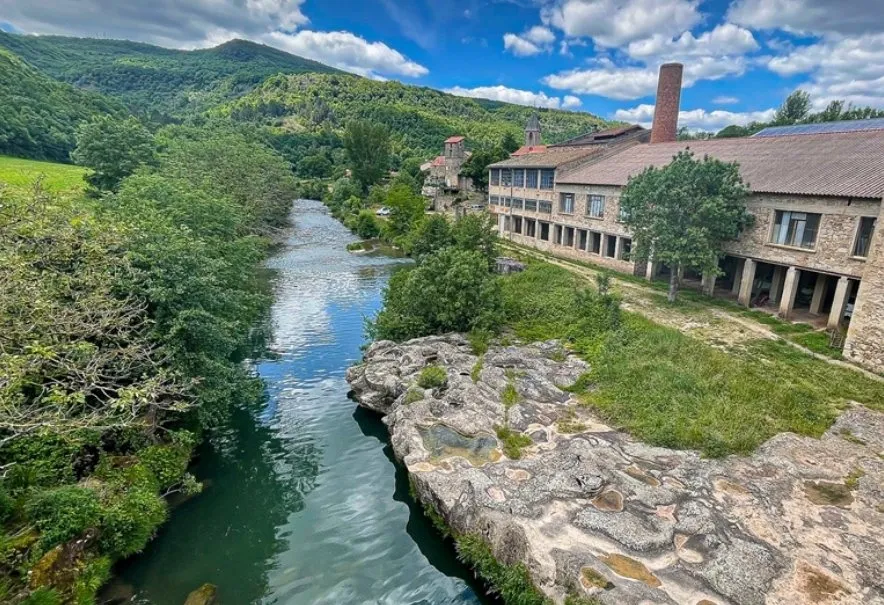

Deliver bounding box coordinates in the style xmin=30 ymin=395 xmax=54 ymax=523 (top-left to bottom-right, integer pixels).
xmin=347 ymin=333 xmax=884 ymax=604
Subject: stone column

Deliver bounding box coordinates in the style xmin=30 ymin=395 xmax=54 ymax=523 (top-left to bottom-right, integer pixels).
xmin=614 ymin=236 xmax=623 ymax=260
xmin=535 ymin=221 xmax=541 ymax=241
xmin=701 ymin=271 xmax=717 ymax=296
xmin=731 ymin=258 xmax=745 ymax=295
xmin=778 ymin=267 xmax=800 ymax=318
xmin=828 ymin=276 xmax=851 ymax=330
xmin=770 ymin=265 xmax=786 ymax=303
xmin=497 ymin=214 xmax=505 ymax=234
xmin=738 ymin=259 xmax=756 ymax=307
xmin=809 ymin=274 xmax=829 ymax=315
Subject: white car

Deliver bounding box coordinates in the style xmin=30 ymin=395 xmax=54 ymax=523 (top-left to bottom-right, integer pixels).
xmin=375 ymin=207 xmax=391 ymax=216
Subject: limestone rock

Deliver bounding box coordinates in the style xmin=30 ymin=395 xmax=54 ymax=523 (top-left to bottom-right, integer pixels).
xmin=348 ymin=334 xmax=884 ymax=604
xmin=184 ymin=583 xmax=218 ymax=605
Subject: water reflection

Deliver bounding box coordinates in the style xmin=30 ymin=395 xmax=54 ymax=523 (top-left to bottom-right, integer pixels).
xmin=114 ymin=200 xmax=487 ymax=605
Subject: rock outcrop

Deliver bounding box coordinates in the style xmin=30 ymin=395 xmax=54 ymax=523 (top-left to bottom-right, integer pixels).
xmin=347 ymin=334 xmax=884 ymax=605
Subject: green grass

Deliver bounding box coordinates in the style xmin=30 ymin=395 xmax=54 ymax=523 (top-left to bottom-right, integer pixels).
xmin=455 ymin=534 xmax=550 ymax=605
xmin=0 ymin=155 xmax=87 ymax=193
xmin=495 ymin=426 xmax=533 ymax=459
xmin=471 ymin=358 xmax=484 ymax=383
xmin=417 ymin=365 xmax=448 ymax=389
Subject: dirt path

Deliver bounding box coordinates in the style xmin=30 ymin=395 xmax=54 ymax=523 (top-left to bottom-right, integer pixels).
xmin=501 ymin=242 xmax=884 ymax=381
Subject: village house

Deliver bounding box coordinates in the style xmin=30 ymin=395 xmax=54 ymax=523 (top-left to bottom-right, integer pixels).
xmin=421 ymin=135 xmax=474 ymax=209
xmin=487 ymin=63 xmax=884 ymax=374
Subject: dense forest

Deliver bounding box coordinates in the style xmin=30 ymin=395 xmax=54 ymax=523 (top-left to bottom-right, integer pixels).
xmin=0 ymin=33 xmax=341 ymax=119
xmin=0 ymin=48 xmax=127 ymax=162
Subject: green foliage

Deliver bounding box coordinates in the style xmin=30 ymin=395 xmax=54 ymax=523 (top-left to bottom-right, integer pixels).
xmin=330 ymin=177 xmax=362 ymax=204
xmin=620 ymin=150 xmax=753 ymax=301
xmin=403 ymin=389 xmax=425 ymax=405
xmin=98 ymin=487 xmax=167 ymax=558
xmin=500 ymin=132 xmax=520 ymax=154
xmin=371 ymin=247 xmax=502 ymax=341
xmin=26 ymin=486 xmax=101 ymax=551
xmin=774 ymin=90 xmax=811 ymax=124
xmin=72 ymin=116 xmax=157 ymax=192
xmin=297 ymin=153 xmax=333 ymax=178
xmin=23 ymin=587 xmax=61 ymax=605
xmin=471 ymin=358 xmax=484 ymax=383
xmin=296 ymin=178 xmax=328 ymax=202
xmin=451 ymin=213 xmax=499 ymax=270
xmin=501 ymin=383 xmax=520 ymax=409
xmin=385 ymin=184 xmax=426 ymax=239
xmin=455 ymin=534 xmax=550 ymax=605
xmin=0 ymin=155 xmax=87 ymax=192
xmin=344 ymin=121 xmax=391 ymax=190
xmin=0 ymin=486 xmax=14 ymax=524
xmin=355 ymin=210 xmax=382 ymax=239
xmin=495 ymin=426 xmax=533 ymax=460
xmin=460 ymin=147 xmax=509 ymax=191
xmin=417 ymin=366 xmax=448 ymax=389
xmin=468 ymin=330 xmax=492 ymax=356
xmin=0 ymin=48 xmax=126 ymax=162
xmin=72 ymin=556 xmax=111 ymax=605
xmin=406 ymin=214 xmax=453 ymax=259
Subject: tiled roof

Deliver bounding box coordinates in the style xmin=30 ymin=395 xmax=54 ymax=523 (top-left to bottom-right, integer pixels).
xmin=557 ymin=131 xmax=884 ymax=199
xmin=431 ymin=155 xmax=446 ymax=167
xmin=549 ymin=124 xmax=647 ymax=147
xmin=489 ymin=146 xmax=604 ymax=169
xmin=444 ymin=136 xmax=465 ymax=143
xmin=511 ymin=145 xmax=548 ymax=156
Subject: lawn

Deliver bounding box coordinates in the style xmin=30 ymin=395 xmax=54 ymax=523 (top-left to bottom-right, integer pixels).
xmin=499 ymin=261 xmax=884 ymax=457
xmin=0 ymin=155 xmax=87 ymax=193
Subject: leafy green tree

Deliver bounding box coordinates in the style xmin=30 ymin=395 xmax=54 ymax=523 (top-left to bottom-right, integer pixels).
xmin=297 ymin=153 xmax=332 ymax=178
xmin=343 ymin=120 xmax=390 ymax=190
xmin=72 ymin=116 xmax=157 ymax=192
xmin=331 ymin=177 xmax=362 ymax=203
xmin=451 ymin=213 xmax=498 ymax=269
xmin=460 ymin=147 xmax=508 ymax=191
xmin=385 ymin=183 xmax=425 ymax=238
xmin=774 ymin=90 xmax=811 ymax=124
xmin=407 ymin=214 xmax=453 ymax=259
xmin=371 ymin=247 xmax=502 ymax=341
xmin=356 ymin=209 xmax=381 ymax=239
xmin=500 ymin=132 xmax=520 ymax=154
xmin=619 ymin=151 xmax=753 ymax=302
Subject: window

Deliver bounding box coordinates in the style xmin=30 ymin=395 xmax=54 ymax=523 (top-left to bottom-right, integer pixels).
xmin=501 ymin=169 xmax=512 ymax=186
xmin=853 ymin=216 xmax=877 ymax=258
xmin=540 ymin=222 xmax=550 ymax=241
xmin=490 ymin=169 xmax=500 ymax=186
xmin=587 ymin=195 xmax=605 ymax=218
xmin=513 ymin=169 xmax=525 ymax=188
xmin=526 ymin=170 xmax=538 ymax=189
xmin=589 ymin=232 xmax=601 ymax=254
xmin=540 ymin=170 xmax=555 ymax=190
xmin=524 ymin=199 xmax=538 ymax=212
xmin=619 ymin=238 xmax=632 ymax=261
xmin=559 ymin=193 xmax=575 ymax=214
xmin=503 ymin=197 xmax=512 ymax=208
xmin=617 ymin=201 xmax=629 ymax=223
xmin=771 ymin=210 xmax=821 ymax=249
xmin=512 ymin=198 xmax=524 ymax=210
xmin=538 ymin=200 xmax=552 ymax=213
xmin=604 ymin=234 xmax=617 ymax=258
xmin=489 ymin=195 xmax=499 ymax=205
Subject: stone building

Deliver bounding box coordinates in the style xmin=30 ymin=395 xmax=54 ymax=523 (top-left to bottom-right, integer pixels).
xmin=487 ymin=63 xmax=884 ymax=374
xmin=422 ymin=135 xmax=472 ymax=193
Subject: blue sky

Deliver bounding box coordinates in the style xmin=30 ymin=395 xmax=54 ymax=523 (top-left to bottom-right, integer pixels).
xmin=4 ymin=0 xmax=884 ymax=131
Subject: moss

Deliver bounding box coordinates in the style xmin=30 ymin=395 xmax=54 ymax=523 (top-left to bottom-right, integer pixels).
xmin=495 ymin=426 xmax=533 ymax=460
xmin=417 ymin=365 xmax=447 ymax=389
xmin=455 ymin=534 xmax=550 ymax=605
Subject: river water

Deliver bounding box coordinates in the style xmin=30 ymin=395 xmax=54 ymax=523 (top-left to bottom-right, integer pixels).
xmin=115 ymin=200 xmax=489 ymax=605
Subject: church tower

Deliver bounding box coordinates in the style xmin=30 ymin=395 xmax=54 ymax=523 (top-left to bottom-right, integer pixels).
xmin=525 ymin=112 xmax=541 ymax=147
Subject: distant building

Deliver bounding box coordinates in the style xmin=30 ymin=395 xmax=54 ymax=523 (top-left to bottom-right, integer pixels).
xmin=488 ymin=63 xmax=884 ymax=374
xmin=422 ymin=136 xmax=473 ymax=194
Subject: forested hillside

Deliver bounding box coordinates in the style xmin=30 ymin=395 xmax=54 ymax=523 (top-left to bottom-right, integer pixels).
xmin=222 ymin=73 xmax=611 ymax=162
xmin=0 ymin=33 xmax=341 ymax=118
xmin=0 ymin=48 xmax=127 ymax=162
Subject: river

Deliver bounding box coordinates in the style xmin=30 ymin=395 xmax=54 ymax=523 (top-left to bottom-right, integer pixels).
xmin=114 ymin=200 xmax=490 ymax=605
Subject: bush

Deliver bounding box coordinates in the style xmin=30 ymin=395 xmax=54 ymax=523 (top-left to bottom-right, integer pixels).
xmin=356 ymin=210 xmax=381 ymax=239
xmin=406 ymin=214 xmax=453 ymax=259
xmin=98 ymin=488 xmax=167 ymax=558
xmin=417 ymin=366 xmax=448 ymax=389
xmin=0 ymin=485 xmax=14 ymax=523
xmin=139 ymin=440 xmax=192 ymax=492
xmin=27 ymin=486 xmax=101 ymax=551
xmin=371 ymin=248 xmax=502 ymax=341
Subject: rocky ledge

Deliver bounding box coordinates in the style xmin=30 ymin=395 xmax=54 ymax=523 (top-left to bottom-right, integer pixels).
xmin=346 ymin=334 xmax=884 ymax=605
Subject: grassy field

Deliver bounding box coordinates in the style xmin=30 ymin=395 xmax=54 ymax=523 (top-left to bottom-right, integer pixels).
xmin=0 ymin=155 xmax=86 ymax=192
xmin=499 ymin=261 xmax=884 ymax=457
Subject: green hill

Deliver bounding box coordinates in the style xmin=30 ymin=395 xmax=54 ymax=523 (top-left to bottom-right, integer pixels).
xmin=0 ymin=33 xmax=343 ymax=117
xmin=220 ymin=73 xmax=611 ymax=160
xmin=0 ymin=47 xmax=127 ymax=162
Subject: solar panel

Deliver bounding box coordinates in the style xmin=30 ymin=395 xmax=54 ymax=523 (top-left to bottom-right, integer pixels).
xmin=753 ymin=118 xmax=884 ymax=137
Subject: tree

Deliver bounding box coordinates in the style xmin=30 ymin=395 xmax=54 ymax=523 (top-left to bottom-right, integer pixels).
xmin=356 ymin=210 xmax=381 ymax=239
xmin=370 ymin=247 xmax=502 ymax=341
xmin=619 ymin=151 xmax=753 ymax=302
xmin=460 ymin=147 xmax=508 ymax=191
xmin=385 ymin=183 xmax=425 ymax=238
xmin=500 ymin=132 xmax=520 ymax=154
xmin=774 ymin=90 xmax=811 ymax=125
xmin=297 ymin=153 xmax=332 ymax=178
xmin=72 ymin=116 xmax=157 ymax=192
xmin=407 ymin=214 xmax=453 ymax=259
xmin=451 ymin=212 xmax=498 ymax=269
xmin=343 ymin=120 xmax=390 ymax=190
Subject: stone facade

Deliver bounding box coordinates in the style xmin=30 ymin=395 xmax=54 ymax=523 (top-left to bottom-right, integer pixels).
xmin=844 ymin=201 xmax=884 ymax=371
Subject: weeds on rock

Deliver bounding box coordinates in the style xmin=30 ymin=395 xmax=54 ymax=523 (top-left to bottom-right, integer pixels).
xmin=417 ymin=365 xmax=447 ymax=389
xmin=495 ymin=426 xmax=533 ymax=459
xmin=455 ymin=534 xmax=550 ymax=605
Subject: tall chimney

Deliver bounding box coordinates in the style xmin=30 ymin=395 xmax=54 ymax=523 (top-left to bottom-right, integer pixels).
xmin=650 ymin=62 xmax=683 ymax=144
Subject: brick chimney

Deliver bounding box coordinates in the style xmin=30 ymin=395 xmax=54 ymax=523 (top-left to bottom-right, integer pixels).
xmin=650 ymin=62 xmax=683 ymax=144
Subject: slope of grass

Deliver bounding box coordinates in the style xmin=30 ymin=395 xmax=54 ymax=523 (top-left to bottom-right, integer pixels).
xmin=0 ymin=155 xmax=87 ymax=192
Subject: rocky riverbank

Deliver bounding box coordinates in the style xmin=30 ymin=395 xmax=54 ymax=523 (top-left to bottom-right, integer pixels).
xmin=346 ymin=334 xmax=884 ymax=605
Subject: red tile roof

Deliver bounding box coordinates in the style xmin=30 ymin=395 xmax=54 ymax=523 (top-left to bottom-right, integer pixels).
xmin=558 ymin=131 xmax=884 ymax=199
xmin=445 ymin=136 xmax=465 ymax=143
xmin=511 ymin=145 xmax=548 ymax=156
xmin=431 ymin=155 xmax=446 ymax=167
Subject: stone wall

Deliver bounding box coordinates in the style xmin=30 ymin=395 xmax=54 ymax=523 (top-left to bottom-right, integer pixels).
xmin=844 ymin=201 xmax=884 ymax=373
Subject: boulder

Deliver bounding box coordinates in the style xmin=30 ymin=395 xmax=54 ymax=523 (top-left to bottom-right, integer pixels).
xmin=184 ymin=583 xmax=218 ymax=605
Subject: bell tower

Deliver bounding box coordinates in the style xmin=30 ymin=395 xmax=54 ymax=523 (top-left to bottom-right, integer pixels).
xmin=525 ymin=112 xmax=541 ymax=147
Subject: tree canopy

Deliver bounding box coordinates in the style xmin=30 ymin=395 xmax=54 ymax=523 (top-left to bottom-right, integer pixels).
xmin=619 ymin=150 xmax=753 ymax=301
xmin=72 ymin=116 xmax=158 ymax=192
xmin=344 ymin=120 xmax=391 ymax=190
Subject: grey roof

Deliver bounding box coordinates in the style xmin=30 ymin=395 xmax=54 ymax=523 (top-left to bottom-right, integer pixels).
xmin=488 ymin=146 xmax=605 ymax=169
xmin=754 ymin=118 xmax=884 ymax=137
xmin=558 ymin=131 xmax=884 ymax=199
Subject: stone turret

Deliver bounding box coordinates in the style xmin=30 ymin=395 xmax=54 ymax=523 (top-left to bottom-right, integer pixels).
xmin=525 ymin=112 xmax=541 ymax=147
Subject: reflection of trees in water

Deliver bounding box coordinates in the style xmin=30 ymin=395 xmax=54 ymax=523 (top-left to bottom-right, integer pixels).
xmin=116 ymin=398 xmax=322 ymax=605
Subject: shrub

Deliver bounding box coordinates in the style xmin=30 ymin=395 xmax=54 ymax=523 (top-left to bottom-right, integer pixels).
xmin=0 ymin=485 xmax=14 ymax=523
xmin=406 ymin=214 xmax=453 ymax=259
xmin=98 ymin=488 xmax=167 ymax=558
xmin=27 ymin=486 xmax=101 ymax=551
xmin=355 ymin=210 xmax=381 ymax=239
xmin=417 ymin=366 xmax=447 ymax=389
xmin=468 ymin=329 xmax=491 ymax=356
xmin=495 ymin=426 xmax=533 ymax=460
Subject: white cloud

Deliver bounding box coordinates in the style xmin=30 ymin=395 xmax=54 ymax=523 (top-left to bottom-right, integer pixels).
xmin=543 ymin=0 xmax=702 ymax=48
xmin=728 ymin=0 xmax=884 ymax=36
xmin=765 ymin=33 xmax=884 ymax=108
xmin=444 ymin=85 xmax=577 ymax=109
xmin=713 ymin=95 xmax=740 ymax=104
xmin=264 ymin=30 xmax=428 ymax=78
xmin=504 ymin=26 xmax=556 ymax=56
xmin=614 ymin=103 xmax=776 ymax=131
xmin=626 ymin=23 xmax=758 ymax=59
xmin=543 ymin=56 xmax=748 ymax=100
